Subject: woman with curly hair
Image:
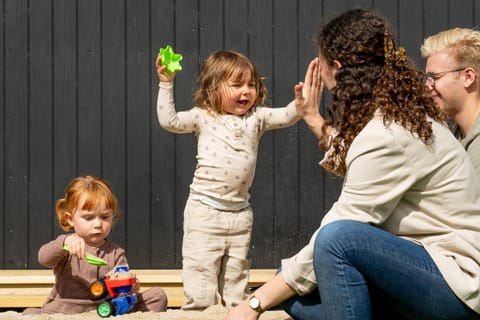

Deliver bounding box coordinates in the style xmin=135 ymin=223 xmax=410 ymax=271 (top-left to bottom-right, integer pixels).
xmin=225 ymin=9 xmax=480 ymax=320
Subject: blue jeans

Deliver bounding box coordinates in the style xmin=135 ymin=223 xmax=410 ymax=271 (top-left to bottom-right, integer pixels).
xmin=281 ymin=221 xmax=480 ymax=320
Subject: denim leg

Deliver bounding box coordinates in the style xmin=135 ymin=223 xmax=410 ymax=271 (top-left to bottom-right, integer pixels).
xmin=313 ymin=220 xmax=479 ymax=320
xmin=282 ymin=220 xmax=480 ymax=320
xmin=281 ymin=289 xmax=326 ymax=320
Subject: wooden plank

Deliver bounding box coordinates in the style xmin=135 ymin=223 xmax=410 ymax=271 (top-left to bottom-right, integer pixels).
xmin=0 ymin=0 xmax=5 ymax=267
xmin=101 ymin=0 xmax=128 ymax=249
xmin=476 ymin=0 xmax=480 ymax=26
xmin=0 ymin=285 xmax=185 ymax=309
xmin=28 ymin=0 xmax=55 ymax=268
xmin=449 ymin=0 xmax=475 ymax=28
xmin=125 ymin=0 xmax=153 ymax=268
xmin=398 ymin=0 xmax=423 ymax=65
xmin=77 ymin=0 xmax=102 ymax=175
xmin=199 ymin=0 xmax=223 ymax=54
xmin=0 ymin=270 xmax=51 ymax=307
xmin=173 ymin=0 xmax=199 ymax=268
xmin=150 ymin=0 xmax=177 ymax=267
xmin=0 ymin=270 xmax=185 ymax=308
xmin=423 ymin=0 xmax=448 ymax=35
xmin=324 ymin=0 xmax=372 ymax=21
xmin=320 ymin=0 xmax=356 ymax=218
xmin=374 ymin=0 xmax=399 ymax=32
xmin=249 ymin=0 xmax=275 ymax=267
xmin=225 ymin=0 xmax=248 ymax=51
xmin=272 ymin=0 xmax=301 ymax=262
xmin=52 ymin=0 xmax=78 ymax=214
xmin=297 ymin=0 xmax=329 ymax=247
xmin=0 ymin=269 xmax=275 ymax=308
xmin=4 ymin=0 xmax=29 ymax=268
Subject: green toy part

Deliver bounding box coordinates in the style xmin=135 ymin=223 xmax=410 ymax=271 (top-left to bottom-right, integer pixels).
xmin=63 ymin=245 xmax=108 ymax=266
xmin=159 ymin=45 xmax=183 ymax=74
xmin=97 ymin=301 xmax=113 ymax=317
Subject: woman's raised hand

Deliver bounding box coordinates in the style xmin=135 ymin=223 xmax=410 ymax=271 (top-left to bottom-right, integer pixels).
xmin=295 ymin=57 xmax=323 ymax=119
xmin=295 ymin=58 xmax=328 ymax=142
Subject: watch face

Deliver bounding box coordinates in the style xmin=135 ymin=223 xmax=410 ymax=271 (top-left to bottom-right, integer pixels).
xmin=250 ymin=297 xmax=260 ymax=308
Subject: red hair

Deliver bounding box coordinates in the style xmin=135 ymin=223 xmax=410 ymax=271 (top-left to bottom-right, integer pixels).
xmin=55 ymin=176 xmax=119 ymax=231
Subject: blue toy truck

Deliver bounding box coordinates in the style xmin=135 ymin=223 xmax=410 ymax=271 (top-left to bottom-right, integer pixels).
xmin=90 ymin=265 xmax=137 ymax=317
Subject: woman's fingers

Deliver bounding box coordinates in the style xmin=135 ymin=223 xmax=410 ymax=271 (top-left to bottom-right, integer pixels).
xmin=303 ymin=58 xmax=322 ymax=101
xmin=309 ymin=58 xmax=317 ymax=88
xmin=311 ymin=58 xmax=320 ymax=89
xmin=303 ymin=58 xmax=316 ymax=88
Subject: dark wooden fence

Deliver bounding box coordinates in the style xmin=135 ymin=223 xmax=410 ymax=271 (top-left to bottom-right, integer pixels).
xmin=2 ymin=0 xmax=480 ymax=269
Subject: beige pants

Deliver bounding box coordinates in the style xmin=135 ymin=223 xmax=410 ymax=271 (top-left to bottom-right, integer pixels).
xmin=181 ymin=197 xmax=253 ymax=310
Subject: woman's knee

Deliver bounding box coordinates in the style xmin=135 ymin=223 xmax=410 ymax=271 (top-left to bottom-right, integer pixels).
xmin=313 ymin=220 xmax=373 ymax=266
xmin=315 ymin=220 xmax=358 ymax=248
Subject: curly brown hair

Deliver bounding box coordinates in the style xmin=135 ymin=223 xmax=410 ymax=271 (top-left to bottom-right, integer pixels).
xmin=317 ymin=9 xmax=446 ymax=175
xmin=193 ymin=50 xmax=268 ymax=114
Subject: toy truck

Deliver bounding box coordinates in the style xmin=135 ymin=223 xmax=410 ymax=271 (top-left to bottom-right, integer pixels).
xmin=90 ymin=265 xmax=138 ymax=317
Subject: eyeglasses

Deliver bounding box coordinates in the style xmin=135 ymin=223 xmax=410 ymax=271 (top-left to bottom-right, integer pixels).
xmin=423 ymin=67 xmax=466 ymax=85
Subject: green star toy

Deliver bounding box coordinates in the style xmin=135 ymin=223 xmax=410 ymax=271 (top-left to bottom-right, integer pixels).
xmin=159 ymin=45 xmax=183 ymax=75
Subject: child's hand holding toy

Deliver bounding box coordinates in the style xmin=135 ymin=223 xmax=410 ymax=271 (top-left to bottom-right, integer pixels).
xmin=156 ymin=45 xmax=182 ymax=82
xmin=63 ymin=234 xmax=108 ymax=265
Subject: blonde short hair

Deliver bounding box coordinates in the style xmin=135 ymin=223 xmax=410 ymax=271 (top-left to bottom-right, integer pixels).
xmin=421 ymin=28 xmax=480 ymax=72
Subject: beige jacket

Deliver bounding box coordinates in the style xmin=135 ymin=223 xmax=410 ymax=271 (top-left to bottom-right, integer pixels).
xmin=282 ymin=113 xmax=480 ymax=313
xmin=462 ymin=113 xmax=480 ymax=177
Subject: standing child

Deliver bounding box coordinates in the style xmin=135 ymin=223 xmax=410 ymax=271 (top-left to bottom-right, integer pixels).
xmin=155 ymin=50 xmax=300 ymax=310
xmin=23 ymin=175 xmax=168 ymax=315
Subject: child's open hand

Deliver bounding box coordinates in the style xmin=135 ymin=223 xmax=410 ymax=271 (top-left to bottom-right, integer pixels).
xmin=63 ymin=234 xmax=86 ymax=260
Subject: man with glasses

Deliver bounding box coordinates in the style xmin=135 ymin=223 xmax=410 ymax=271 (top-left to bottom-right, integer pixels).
xmin=421 ymin=28 xmax=480 ymax=176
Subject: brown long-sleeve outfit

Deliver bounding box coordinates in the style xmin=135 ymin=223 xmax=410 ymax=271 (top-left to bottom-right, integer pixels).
xmin=23 ymin=234 xmax=167 ymax=315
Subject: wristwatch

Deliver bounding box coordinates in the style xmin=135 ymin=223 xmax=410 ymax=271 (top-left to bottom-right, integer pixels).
xmin=248 ymin=295 xmax=265 ymax=313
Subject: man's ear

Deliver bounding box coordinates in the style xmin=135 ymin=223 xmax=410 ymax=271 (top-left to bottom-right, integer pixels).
xmin=463 ymin=67 xmax=476 ymax=88
xmin=333 ymin=60 xmax=342 ymax=70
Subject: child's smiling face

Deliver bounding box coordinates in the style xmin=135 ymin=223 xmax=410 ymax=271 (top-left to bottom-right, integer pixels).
xmin=220 ymin=71 xmax=258 ymax=116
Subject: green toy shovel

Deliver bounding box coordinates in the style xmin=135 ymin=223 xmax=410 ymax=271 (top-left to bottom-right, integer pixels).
xmin=63 ymin=245 xmax=108 ymax=266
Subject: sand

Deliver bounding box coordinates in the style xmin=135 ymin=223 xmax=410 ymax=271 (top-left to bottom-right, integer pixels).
xmin=0 ymin=305 xmax=292 ymax=320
